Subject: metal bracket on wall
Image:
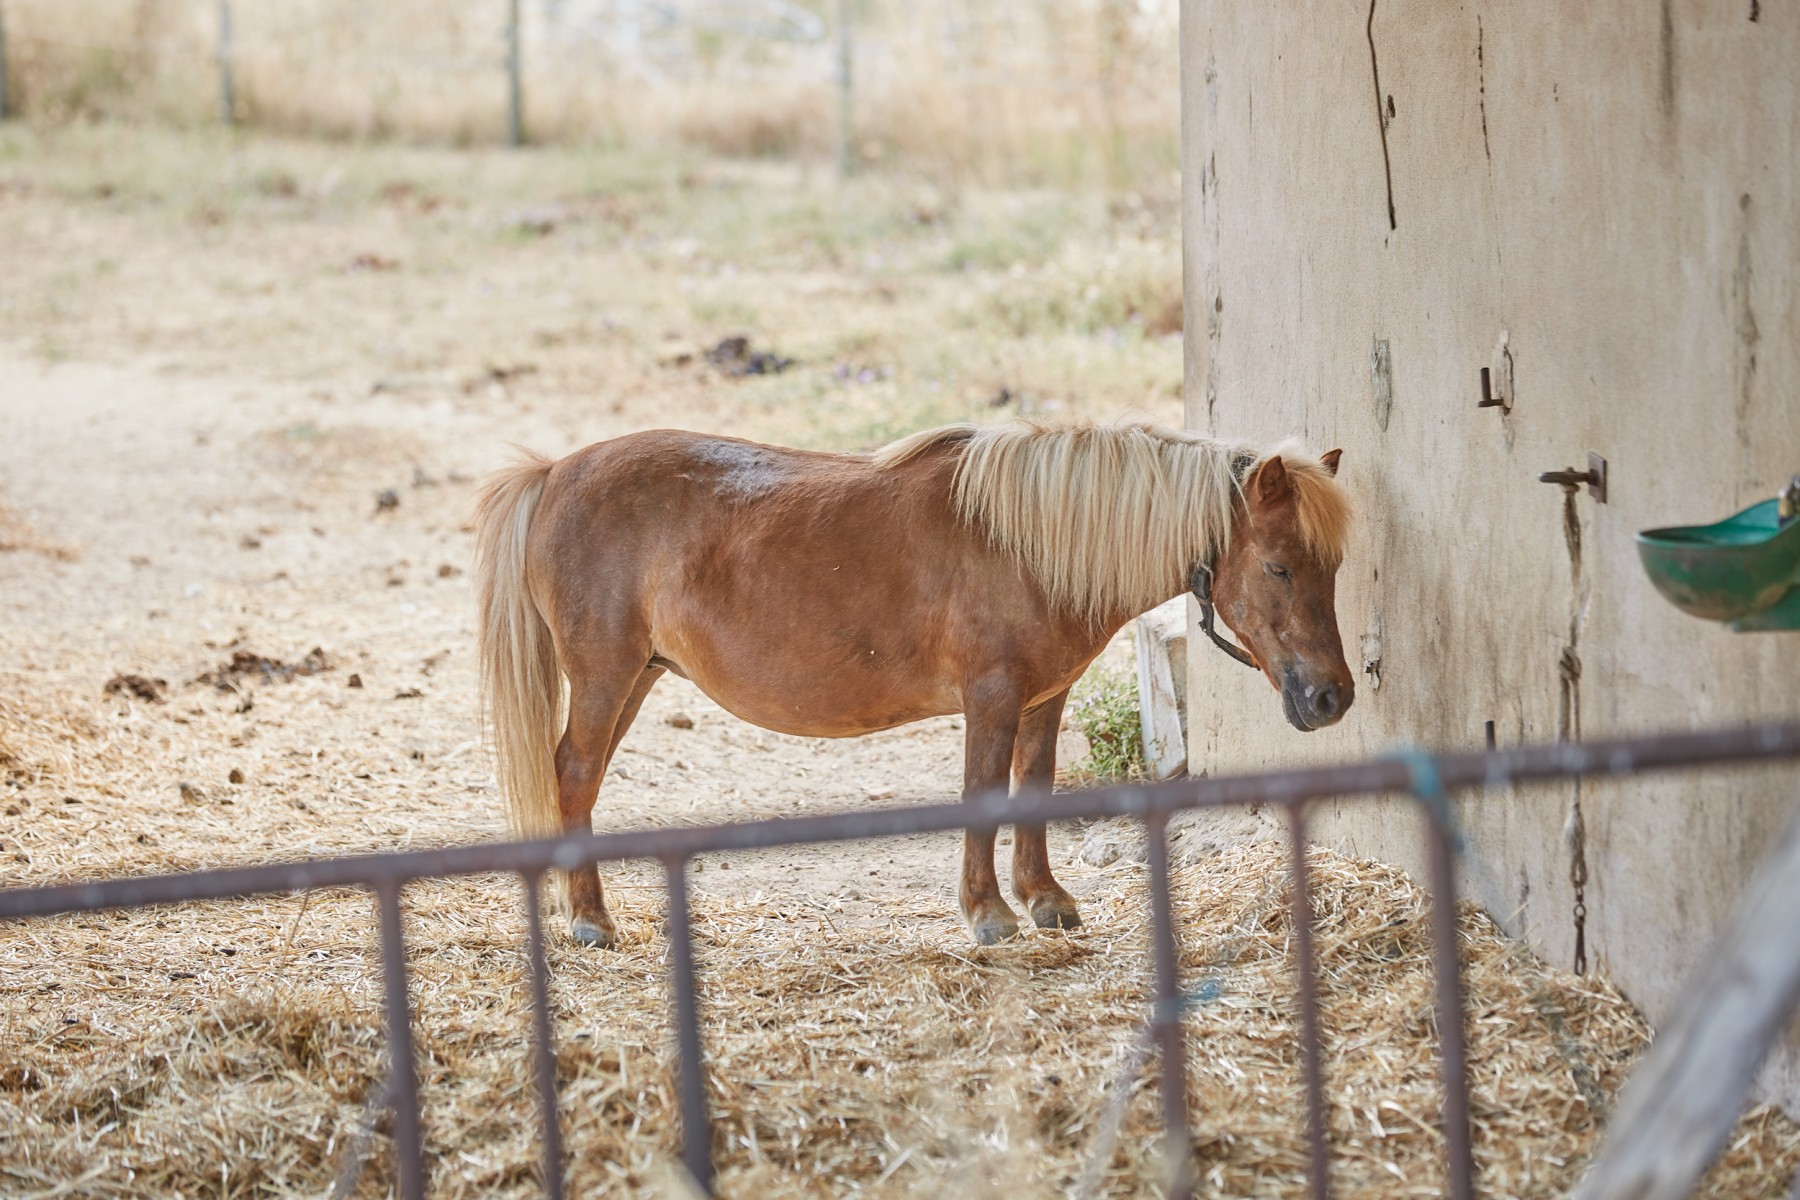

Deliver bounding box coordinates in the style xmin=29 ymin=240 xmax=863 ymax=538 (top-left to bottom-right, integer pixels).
xmin=1539 ymin=453 xmax=1608 ymax=503
xmin=1479 ymin=334 xmax=1514 ymax=411
xmin=1479 ymin=367 xmax=1505 ymax=408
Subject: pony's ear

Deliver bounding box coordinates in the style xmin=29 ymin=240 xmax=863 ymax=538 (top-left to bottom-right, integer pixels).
xmin=1250 ymin=455 xmax=1289 ymax=503
xmin=1320 ymin=448 xmax=1343 ymax=477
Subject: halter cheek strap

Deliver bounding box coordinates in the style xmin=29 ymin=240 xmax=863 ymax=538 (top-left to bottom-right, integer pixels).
xmin=1188 ymin=561 xmax=1259 ymax=670
xmin=1188 ymin=450 xmax=1264 ymax=671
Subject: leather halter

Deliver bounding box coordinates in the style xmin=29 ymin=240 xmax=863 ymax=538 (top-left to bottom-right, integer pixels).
xmin=1187 ymin=449 xmax=1262 ymax=671
xmin=1188 ymin=560 xmax=1259 ymax=670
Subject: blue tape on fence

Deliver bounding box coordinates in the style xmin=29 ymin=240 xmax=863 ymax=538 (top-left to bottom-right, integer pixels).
xmin=1387 ymin=747 xmax=1465 ymax=855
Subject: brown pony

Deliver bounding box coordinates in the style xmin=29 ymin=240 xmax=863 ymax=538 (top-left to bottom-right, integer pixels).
xmin=474 ymin=421 xmax=1353 ymax=946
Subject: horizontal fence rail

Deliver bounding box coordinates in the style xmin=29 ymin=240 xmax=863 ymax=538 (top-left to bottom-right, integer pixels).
xmin=4 ymin=721 xmax=1799 ymax=1199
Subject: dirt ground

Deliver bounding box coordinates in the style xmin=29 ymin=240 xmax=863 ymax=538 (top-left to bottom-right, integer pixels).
xmin=2 ymin=126 xmax=1797 ymax=1199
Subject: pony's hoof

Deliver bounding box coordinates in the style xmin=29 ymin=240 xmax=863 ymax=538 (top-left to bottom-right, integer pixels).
xmin=1030 ymin=901 xmax=1082 ymax=930
xmin=570 ymin=917 xmax=619 ymax=948
xmin=968 ymin=911 xmax=1021 ymax=946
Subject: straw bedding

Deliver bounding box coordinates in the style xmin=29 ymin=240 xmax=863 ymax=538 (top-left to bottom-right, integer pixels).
xmin=4 ymin=683 xmax=1797 ymax=1200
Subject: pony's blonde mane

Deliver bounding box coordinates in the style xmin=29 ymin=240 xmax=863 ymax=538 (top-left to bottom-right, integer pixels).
xmin=874 ymin=421 xmax=1351 ymax=624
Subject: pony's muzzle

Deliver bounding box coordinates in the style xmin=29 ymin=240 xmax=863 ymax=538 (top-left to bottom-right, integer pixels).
xmin=1281 ymin=670 xmax=1352 ymax=732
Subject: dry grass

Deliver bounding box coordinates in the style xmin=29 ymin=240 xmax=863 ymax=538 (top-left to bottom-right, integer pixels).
xmin=0 ymin=0 xmax=1179 ymax=188
xmin=0 ymin=121 xmax=1185 ymax=458
xmin=0 ymin=677 xmax=116 ymax=801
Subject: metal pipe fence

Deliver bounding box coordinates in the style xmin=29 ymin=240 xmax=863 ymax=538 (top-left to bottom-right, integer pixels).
xmin=4 ymin=722 xmax=1798 ymax=1198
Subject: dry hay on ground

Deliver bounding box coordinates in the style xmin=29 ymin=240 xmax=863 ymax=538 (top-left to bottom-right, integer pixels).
xmin=0 ymin=680 xmax=120 ymax=800
xmin=3 ymin=842 xmax=1797 ymax=1198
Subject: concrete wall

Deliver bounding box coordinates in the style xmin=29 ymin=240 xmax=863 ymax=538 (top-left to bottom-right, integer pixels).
xmin=1180 ymin=0 xmax=1800 ymax=1104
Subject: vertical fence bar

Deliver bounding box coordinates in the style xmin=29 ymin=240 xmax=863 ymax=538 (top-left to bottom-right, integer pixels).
xmin=0 ymin=0 xmax=9 ymax=122
xmin=1145 ymin=809 xmax=1193 ymax=1200
xmin=505 ymin=0 xmax=523 ymax=147
xmin=1424 ymin=805 xmax=1477 ymax=1200
xmin=216 ymin=0 xmax=233 ymax=126
xmin=1287 ymin=803 xmax=1331 ymax=1200
xmin=834 ymin=0 xmax=853 ymax=178
xmin=522 ymin=871 xmax=565 ymax=1200
xmin=665 ymin=855 xmax=713 ymax=1195
xmin=375 ymin=882 xmax=426 ymax=1200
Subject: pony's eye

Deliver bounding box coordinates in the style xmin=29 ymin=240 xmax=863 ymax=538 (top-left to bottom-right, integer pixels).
xmin=1263 ymin=561 xmax=1291 ymax=580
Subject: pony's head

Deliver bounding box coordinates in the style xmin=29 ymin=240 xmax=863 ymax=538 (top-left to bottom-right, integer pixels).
xmin=1204 ymin=447 xmax=1354 ymax=732
xmin=883 ymin=421 xmax=1356 ymax=734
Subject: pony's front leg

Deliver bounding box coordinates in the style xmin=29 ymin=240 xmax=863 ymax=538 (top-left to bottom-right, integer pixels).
xmin=960 ymin=684 xmax=1023 ymax=945
xmin=1011 ymin=689 xmax=1081 ymax=930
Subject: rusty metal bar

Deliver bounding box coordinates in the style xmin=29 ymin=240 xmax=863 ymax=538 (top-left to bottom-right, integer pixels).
xmin=664 ymin=855 xmax=713 ymax=1195
xmin=1391 ymin=748 xmax=1479 ymax=1200
xmin=1425 ymin=805 xmax=1476 ymax=1200
xmin=6 ymin=723 xmax=1795 ymax=924
xmin=1288 ymin=803 xmax=1331 ymax=1200
xmin=1145 ymin=810 xmax=1193 ymax=1200
xmin=521 ymin=871 xmax=565 ymax=1200
xmin=375 ymin=882 xmax=426 ymax=1200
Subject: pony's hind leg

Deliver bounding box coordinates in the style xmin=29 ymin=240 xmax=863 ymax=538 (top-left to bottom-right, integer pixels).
xmin=556 ymin=663 xmax=663 ymax=947
xmin=960 ymin=681 xmax=1025 ymax=945
xmin=1010 ymin=689 xmax=1081 ymax=930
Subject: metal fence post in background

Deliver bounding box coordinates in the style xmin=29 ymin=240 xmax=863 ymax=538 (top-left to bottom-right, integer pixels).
xmin=835 ymin=0 xmax=853 ymax=178
xmin=216 ymin=0 xmax=234 ymax=126
xmin=0 ymin=0 xmax=10 ymax=122
xmin=506 ymin=0 xmax=523 ymax=147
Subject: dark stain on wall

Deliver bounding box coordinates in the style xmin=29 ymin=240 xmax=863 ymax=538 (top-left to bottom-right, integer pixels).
xmin=1371 ymin=338 xmax=1393 ymax=431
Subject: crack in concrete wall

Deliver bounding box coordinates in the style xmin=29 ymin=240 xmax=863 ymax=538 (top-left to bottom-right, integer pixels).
xmin=1734 ymin=192 xmax=1760 ymax=470
xmin=1477 ymin=16 xmax=1492 ymax=163
xmin=1366 ymin=0 xmax=1397 ymax=230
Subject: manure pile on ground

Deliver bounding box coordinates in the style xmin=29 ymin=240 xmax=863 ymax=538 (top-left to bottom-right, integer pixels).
xmin=3 ymin=841 xmax=1797 ymax=1198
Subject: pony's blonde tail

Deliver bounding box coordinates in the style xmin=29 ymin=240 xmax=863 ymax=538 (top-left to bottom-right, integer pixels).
xmin=473 ymin=450 xmax=563 ymax=843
